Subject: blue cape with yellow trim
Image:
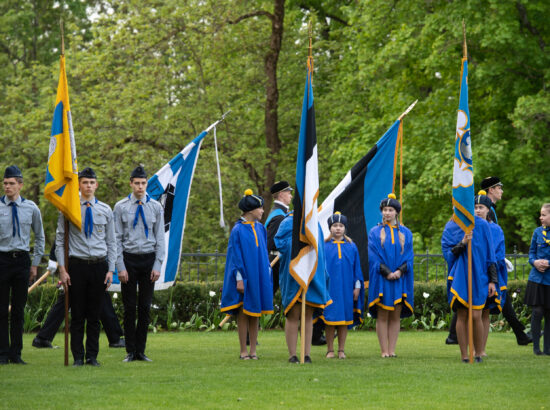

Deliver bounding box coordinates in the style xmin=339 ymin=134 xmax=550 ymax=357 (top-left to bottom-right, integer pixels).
xmin=321 ymin=239 xmax=364 ymax=327
xmin=274 ymin=215 xmax=331 ymax=314
xmin=489 ymin=222 xmax=507 ymax=307
xmin=367 ymin=223 xmax=414 ymax=318
xmin=442 ymin=216 xmax=498 ymax=310
xmin=220 ymin=220 xmax=274 ymax=316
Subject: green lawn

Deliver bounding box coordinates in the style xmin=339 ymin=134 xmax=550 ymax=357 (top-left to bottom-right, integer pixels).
xmin=1 ymin=330 xmax=548 ymax=409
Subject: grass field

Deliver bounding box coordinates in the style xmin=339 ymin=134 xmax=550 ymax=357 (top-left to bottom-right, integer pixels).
xmin=1 ymin=330 xmax=548 ymax=409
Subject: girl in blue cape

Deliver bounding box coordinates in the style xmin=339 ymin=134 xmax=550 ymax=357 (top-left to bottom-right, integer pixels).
xmin=274 ymin=213 xmax=331 ymax=364
xmin=367 ymin=194 xmax=414 ymax=358
xmin=524 ymin=203 xmax=550 ymax=356
xmin=321 ymin=212 xmax=364 ymax=359
xmin=473 ymin=190 xmax=504 ymax=358
xmin=221 ymin=189 xmax=274 ymax=360
xmin=442 ymin=206 xmax=497 ymax=363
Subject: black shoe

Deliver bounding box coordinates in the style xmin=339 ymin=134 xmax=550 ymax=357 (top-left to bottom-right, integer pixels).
xmin=445 ymin=337 xmax=458 ymax=345
xmin=109 ymin=338 xmax=126 ymax=348
xmin=288 ymin=355 xmax=299 ymax=364
xmin=474 ymin=356 xmax=483 ymax=363
xmin=534 ymin=349 xmax=544 ymax=356
xmin=123 ymin=353 xmax=135 ymax=362
xmin=135 ymin=352 xmax=152 ymax=362
xmin=73 ymin=359 xmax=84 ymax=367
xmin=0 ymin=357 xmax=8 ymax=365
xmin=9 ymin=356 xmax=27 ymax=365
xmin=462 ymin=358 xmax=469 ymax=363
xmin=304 ymin=355 xmax=312 ymax=364
xmin=516 ymin=332 xmax=532 ymax=346
xmin=32 ymin=337 xmax=53 ymax=348
xmin=86 ymin=358 xmax=101 ymax=367
xmin=311 ymin=335 xmax=326 ymax=346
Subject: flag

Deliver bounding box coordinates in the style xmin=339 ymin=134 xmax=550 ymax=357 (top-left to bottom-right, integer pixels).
xmin=290 ymin=65 xmax=321 ymax=289
xmin=318 ymin=119 xmax=402 ymax=280
xmin=44 ymin=55 xmax=81 ymax=229
xmin=452 ymin=55 xmax=474 ymax=233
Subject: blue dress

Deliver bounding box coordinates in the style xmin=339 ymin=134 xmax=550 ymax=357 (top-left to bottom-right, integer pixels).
xmin=274 ymin=215 xmax=331 ymax=315
xmin=220 ymin=219 xmax=274 ymax=316
xmin=524 ymin=226 xmax=550 ymax=308
xmin=367 ymin=223 xmax=414 ymax=318
xmin=320 ymin=239 xmax=365 ymax=327
xmin=442 ymin=216 xmax=498 ymax=310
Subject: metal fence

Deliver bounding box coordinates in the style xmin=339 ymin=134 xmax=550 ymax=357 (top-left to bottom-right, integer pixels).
xmin=175 ymin=249 xmax=532 ymax=283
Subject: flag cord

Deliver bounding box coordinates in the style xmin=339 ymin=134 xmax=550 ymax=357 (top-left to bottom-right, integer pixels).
xmin=399 ymin=120 xmax=403 ymax=224
xmin=213 ymin=126 xmax=225 ymax=228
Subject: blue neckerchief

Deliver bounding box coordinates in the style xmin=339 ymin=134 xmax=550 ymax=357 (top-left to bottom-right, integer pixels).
xmin=129 ymin=194 xmax=150 ymax=238
xmin=83 ymin=198 xmax=98 ymax=238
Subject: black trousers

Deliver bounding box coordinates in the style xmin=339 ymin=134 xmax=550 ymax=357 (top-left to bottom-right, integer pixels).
xmin=121 ymin=252 xmax=155 ymax=354
xmin=37 ymin=291 xmax=123 ymax=344
xmin=0 ymin=251 xmax=30 ymax=360
xmin=448 ymin=295 xmax=526 ymax=339
xmin=68 ymin=258 xmax=108 ymax=361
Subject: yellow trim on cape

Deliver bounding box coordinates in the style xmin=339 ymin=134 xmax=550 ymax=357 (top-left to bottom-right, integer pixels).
xmin=221 ymin=302 xmax=243 ymax=313
xmin=450 ymin=287 xmax=485 ymax=310
xmin=318 ymin=315 xmax=353 ymax=326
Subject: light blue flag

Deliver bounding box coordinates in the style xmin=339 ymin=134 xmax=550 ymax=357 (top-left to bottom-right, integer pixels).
xmin=452 ymin=56 xmax=474 ymax=233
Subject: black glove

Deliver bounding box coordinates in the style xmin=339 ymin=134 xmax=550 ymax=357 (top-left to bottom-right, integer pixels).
xmin=488 ymin=263 xmax=498 ymax=284
xmin=451 ymin=242 xmax=467 ymax=256
xmin=380 ymin=264 xmax=392 ymax=278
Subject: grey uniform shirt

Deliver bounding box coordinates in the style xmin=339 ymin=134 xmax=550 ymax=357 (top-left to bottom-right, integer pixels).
xmin=113 ymin=193 xmax=165 ymax=272
xmin=0 ymin=195 xmax=45 ymax=265
xmin=55 ymin=197 xmax=117 ymax=272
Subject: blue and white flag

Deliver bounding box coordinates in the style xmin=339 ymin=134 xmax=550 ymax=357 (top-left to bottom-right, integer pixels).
xmin=452 ymin=55 xmax=474 ymax=233
xmin=290 ymin=63 xmax=321 ymax=289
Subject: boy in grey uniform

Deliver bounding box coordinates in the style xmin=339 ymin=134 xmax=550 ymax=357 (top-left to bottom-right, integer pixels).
xmin=114 ymin=166 xmax=164 ymax=362
xmin=57 ymin=167 xmax=116 ymax=366
xmin=0 ymin=165 xmax=45 ymax=364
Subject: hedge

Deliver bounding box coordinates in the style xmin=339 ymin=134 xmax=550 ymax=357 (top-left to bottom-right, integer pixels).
xmin=24 ymin=280 xmax=532 ymax=333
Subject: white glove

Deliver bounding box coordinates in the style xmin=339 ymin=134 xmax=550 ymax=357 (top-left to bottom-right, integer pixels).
xmin=47 ymin=259 xmax=58 ymax=273
xmin=505 ymin=258 xmax=514 ymax=273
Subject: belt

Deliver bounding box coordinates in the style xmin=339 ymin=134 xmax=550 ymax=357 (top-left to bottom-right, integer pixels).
xmin=69 ymin=256 xmax=107 ymax=265
xmin=123 ymin=251 xmax=155 ymax=258
xmin=0 ymin=250 xmax=29 ymax=258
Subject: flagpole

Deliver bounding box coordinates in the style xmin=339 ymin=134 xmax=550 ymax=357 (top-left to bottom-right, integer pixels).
xmin=60 ymin=17 xmax=70 ymax=367
xmin=462 ymin=19 xmax=474 ymax=364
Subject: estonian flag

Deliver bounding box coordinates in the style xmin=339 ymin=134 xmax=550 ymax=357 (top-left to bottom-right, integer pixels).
xmin=290 ymin=64 xmax=321 ymax=289
xmin=318 ymin=120 xmax=402 ymax=281
xmin=452 ymin=53 xmax=474 ymax=233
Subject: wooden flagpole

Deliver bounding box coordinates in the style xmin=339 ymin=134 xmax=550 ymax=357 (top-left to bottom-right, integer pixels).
xmin=462 ymin=19 xmax=474 ymax=364
xmin=60 ymin=18 xmax=70 ymax=367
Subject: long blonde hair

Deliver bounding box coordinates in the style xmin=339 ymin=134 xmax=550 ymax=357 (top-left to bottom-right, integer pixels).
xmin=379 ymin=223 xmax=406 ymax=254
xmin=325 ymin=233 xmax=353 ymax=243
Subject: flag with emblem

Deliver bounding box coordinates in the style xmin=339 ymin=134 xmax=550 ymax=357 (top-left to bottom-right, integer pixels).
xmin=44 ymin=55 xmax=81 ymax=229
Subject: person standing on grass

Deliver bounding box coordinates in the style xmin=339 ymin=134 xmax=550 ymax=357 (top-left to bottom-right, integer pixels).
xmin=57 ymin=167 xmax=116 ymax=367
xmin=274 ymin=212 xmax=331 ymax=364
xmin=473 ymin=190 xmax=504 ymax=358
xmin=442 ymin=208 xmax=497 ymax=363
xmin=114 ymin=166 xmax=165 ymax=363
xmin=524 ymin=203 xmax=550 ymax=356
xmin=221 ymin=189 xmax=273 ymax=360
xmin=321 ymin=212 xmax=364 ymax=359
xmin=0 ymin=165 xmax=45 ymax=365
xmin=367 ymin=194 xmax=414 ymax=358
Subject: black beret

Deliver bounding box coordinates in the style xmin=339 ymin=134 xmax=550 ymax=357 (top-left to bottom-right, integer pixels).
xmin=130 ymin=166 xmax=147 ymax=180
xmin=270 ymin=180 xmax=293 ymax=195
xmin=475 ymin=190 xmax=493 ymax=210
xmin=379 ymin=194 xmax=401 ymax=214
xmin=480 ymin=176 xmax=502 ymax=190
xmin=4 ymin=165 xmax=23 ymax=179
xmin=78 ymin=167 xmax=97 ymax=179
xmin=238 ymin=189 xmax=264 ymax=212
xmin=327 ymin=212 xmax=347 ymax=228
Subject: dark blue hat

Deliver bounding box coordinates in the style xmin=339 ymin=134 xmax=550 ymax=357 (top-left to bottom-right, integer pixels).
xmin=475 ymin=190 xmax=493 ymax=210
xmin=270 ymin=180 xmax=293 ymax=195
xmin=3 ymin=165 xmax=23 ymax=179
xmin=480 ymin=176 xmax=502 ymax=190
xmin=130 ymin=166 xmax=147 ymax=180
xmin=380 ymin=193 xmax=401 ymax=214
xmin=78 ymin=167 xmax=97 ymax=179
xmin=327 ymin=212 xmax=347 ymax=228
xmin=238 ymin=189 xmax=264 ymax=212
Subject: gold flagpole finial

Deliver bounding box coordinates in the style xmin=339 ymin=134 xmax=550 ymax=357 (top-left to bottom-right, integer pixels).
xmin=60 ymin=18 xmax=65 ymax=56
xmin=462 ymin=19 xmax=467 ymax=59
xmin=307 ymin=20 xmax=313 ymax=74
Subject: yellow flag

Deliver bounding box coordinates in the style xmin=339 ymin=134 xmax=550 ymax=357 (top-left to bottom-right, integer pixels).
xmin=44 ymin=55 xmax=81 ymax=229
